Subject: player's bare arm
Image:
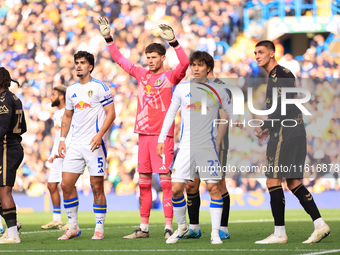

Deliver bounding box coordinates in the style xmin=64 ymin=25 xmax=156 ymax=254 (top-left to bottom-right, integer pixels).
xmin=58 ymin=109 xmax=73 ymax=158
xmin=90 ymin=102 xmax=116 ymax=152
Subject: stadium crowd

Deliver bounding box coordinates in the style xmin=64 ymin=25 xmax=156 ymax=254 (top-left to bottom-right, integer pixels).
xmin=0 ymin=0 xmax=339 ymax=198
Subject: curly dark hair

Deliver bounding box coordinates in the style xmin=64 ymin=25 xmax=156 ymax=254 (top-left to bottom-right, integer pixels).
xmin=74 ymin=51 xmax=95 ymax=73
xmin=0 ymin=67 xmax=20 ymax=89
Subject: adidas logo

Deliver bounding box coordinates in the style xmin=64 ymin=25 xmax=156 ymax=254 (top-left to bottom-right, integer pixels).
xmin=98 ymin=168 xmax=104 ymax=173
xmin=71 ymin=93 xmax=77 ymax=98
xmin=164 ymin=202 xmax=172 ymax=207
xmin=159 ymin=165 xmax=166 ymax=171
xmin=210 ymin=171 xmax=218 ymax=177
xmin=96 ymin=221 xmax=103 ymax=224
xmin=185 ymin=92 xmax=192 ymax=97
xmin=68 ymin=216 xmax=71 ymax=219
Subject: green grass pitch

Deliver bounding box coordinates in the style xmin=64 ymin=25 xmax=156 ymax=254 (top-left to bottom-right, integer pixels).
xmin=1 ymin=209 xmax=339 ymax=255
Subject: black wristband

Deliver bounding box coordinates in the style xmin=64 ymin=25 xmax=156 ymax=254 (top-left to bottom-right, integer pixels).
xmin=105 ymin=36 xmax=113 ymax=43
xmin=169 ymin=40 xmax=179 ymax=48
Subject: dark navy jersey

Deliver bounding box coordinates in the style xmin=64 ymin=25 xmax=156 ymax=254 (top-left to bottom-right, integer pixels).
xmin=0 ymin=90 xmax=27 ymax=147
xmin=262 ymin=65 xmax=306 ymax=141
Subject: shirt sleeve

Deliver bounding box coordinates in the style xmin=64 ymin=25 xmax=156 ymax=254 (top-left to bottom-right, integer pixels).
xmin=98 ymin=83 xmax=113 ymax=107
xmin=65 ymin=87 xmax=73 ymax=111
xmin=0 ymin=98 xmax=12 ymax=140
xmin=158 ymin=89 xmax=181 ymax=143
xmin=165 ymin=45 xmax=190 ymax=85
xmin=107 ymin=42 xmax=146 ymax=79
xmin=220 ymin=88 xmax=237 ymax=122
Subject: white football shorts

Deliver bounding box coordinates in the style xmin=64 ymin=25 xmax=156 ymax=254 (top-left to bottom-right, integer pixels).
xmin=171 ymin=147 xmax=221 ymax=183
xmin=62 ymin=143 xmax=107 ymax=176
xmin=48 ymin=158 xmax=63 ymax=183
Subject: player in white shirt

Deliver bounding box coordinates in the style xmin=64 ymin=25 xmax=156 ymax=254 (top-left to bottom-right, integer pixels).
xmin=58 ymin=51 xmax=116 ymax=240
xmin=41 ymin=85 xmax=72 ymax=230
xmin=157 ymin=51 xmax=242 ymax=244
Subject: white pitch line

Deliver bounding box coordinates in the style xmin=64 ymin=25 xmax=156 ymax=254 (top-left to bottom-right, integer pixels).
xmin=298 ymin=249 xmax=340 ymax=255
xmin=0 ymin=249 xmax=329 ymax=253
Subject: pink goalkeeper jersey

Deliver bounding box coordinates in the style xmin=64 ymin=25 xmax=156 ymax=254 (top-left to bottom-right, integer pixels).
xmin=107 ymin=42 xmax=189 ymax=136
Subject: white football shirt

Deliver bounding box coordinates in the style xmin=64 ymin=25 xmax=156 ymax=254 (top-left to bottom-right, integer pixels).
xmin=65 ymin=78 xmax=113 ymax=145
xmin=159 ymin=79 xmax=236 ymax=148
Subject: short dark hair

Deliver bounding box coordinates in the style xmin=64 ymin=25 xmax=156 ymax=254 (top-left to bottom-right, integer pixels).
xmin=255 ymin=40 xmax=275 ymax=52
xmin=145 ymin=43 xmax=166 ymax=56
xmin=0 ymin=67 xmax=20 ymax=89
xmin=74 ymin=51 xmax=95 ymax=73
xmin=53 ymin=85 xmax=67 ymax=97
xmin=189 ymin=51 xmax=214 ymax=73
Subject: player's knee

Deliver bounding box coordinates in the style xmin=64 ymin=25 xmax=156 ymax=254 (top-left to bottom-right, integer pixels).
xmin=286 ymin=179 xmax=301 ymax=190
xmin=171 ymin=188 xmax=183 ymax=199
xmin=60 ymin=181 xmax=72 ymax=194
xmin=207 ymin=183 xmax=220 ymax=196
xmin=91 ymin=183 xmax=104 ymax=198
xmin=47 ymin=183 xmax=58 ymax=193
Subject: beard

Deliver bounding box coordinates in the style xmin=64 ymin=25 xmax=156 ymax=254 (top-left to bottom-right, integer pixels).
xmin=77 ymin=73 xmax=83 ymax=77
xmin=51 ymin=98 xmax=60 ymax=107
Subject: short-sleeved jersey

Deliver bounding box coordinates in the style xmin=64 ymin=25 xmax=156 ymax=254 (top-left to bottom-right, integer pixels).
xmin=107 ymin=42 xmax=189 ymax=136
xmin=262 ymin=65 xmax=306 ymax=141
xmin=65 ymin=78 xmax=113 ymax=145
xmin=0 ymin=90 xmax=27 ymax=147
xmin=49 ymin=107 xmax=73 ymax=158
xmin=159 ymin=80 xmax=236 ymax=149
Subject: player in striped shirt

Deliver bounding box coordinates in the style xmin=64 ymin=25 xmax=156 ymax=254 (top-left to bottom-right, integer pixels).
xmin=97 ymin=17 xmax=189 ymax=239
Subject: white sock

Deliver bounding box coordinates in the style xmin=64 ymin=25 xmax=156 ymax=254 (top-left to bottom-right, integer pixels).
xmin=178 ymin=223 xmax=187 ymax=231
xmin=95 ymin=213 xmax=106 ymax=232
xmin=313 ymin=218 xmax=326 ymax=230
xmin=210 ymin=207 xmax=222 ymax=230
xmin=189 ymin=224 xmax=200 ymax=232
xmin=53 ymin=213 xmax=62 ymax=222
xmin=211 ymin=228 xmax=219 ymax=235
xmin=140 ymin=223 xmax=149 ymax=232
xmin=220 ymin=226 xmax=229 ymax=233
xmin=0 ymin=216 xmax=3 ymax=229
xmin=274 ymin=225 xmax=286 ymax=237
xmin=173 ymin=195 xmax=187 ymax=226
xmin=165 ymin=225 xmax=173 ymax=231
xmin=8 ymin=226 xmax=19 ymax=239
xmin=64 ymin=197 xmax=79 ymax=230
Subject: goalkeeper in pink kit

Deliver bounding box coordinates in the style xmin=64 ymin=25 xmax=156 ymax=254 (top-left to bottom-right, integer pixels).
xmin=97 ymin=17 xmax=189 ymax=239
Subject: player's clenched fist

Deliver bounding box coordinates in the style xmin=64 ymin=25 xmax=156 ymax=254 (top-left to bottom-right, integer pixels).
xmin=157 ymin=24 xmax=176 ymax=42
xmin=97 ymin=17 xmax=111 ymax=38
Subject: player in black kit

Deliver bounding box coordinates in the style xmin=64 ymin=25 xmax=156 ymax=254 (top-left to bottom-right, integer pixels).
xmin=0 ymin=67 xmax=27 ymax=244
xmin=253 ymin=40 xmax=330 ymax=244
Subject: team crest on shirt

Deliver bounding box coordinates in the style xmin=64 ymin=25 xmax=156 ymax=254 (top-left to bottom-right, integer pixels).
xmin=0 ymin=105 xmax=9 ymax=114
xmin=156 ymin=79 xmax=162 ymax=86
xmin=13 ymin=95 xmax=19 ymax=100
xmin=88 ymin=90 xmax=93 ymax=97
xmin=283 ymin=68 xmax=291 ymax=74
xmin=172 ymin=168 xmax=176 ymax=174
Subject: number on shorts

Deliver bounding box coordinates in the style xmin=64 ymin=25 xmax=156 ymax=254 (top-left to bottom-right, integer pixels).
xmin=98 ymin=157 xmax=103 ymax=168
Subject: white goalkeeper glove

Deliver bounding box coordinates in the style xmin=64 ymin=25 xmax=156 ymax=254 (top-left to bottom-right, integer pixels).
xmin=97 ymin=17 xmax=111 ymax=38
xmin=157 ymin=24 xmax=176 ymax=42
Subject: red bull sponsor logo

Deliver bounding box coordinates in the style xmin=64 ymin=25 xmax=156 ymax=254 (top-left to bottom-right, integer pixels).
xmin=74 ymin=101 xmax=92 ymax=111
xmin=185 ymin=101 xmax=210 ymax=112
xmin=55 ymin=124 xmax=61 ymax=132
xmin=144 ymin=85 xmax=158 ymax=95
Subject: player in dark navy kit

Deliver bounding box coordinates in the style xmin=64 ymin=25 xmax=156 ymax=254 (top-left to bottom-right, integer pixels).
xmin=254 ymin=40 xmax=330 ymax=244
xmin=0 ymin=67 xmax=27 ymax=244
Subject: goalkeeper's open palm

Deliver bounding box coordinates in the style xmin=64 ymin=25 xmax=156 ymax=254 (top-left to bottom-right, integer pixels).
xmin=157 ymin=24 xmax=175 ymax=42
xmin=97 ymin=17 xmax=111 ymax=38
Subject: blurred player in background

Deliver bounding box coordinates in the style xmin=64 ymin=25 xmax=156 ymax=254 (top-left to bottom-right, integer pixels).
xmin=157 ymin=51 xmax=242 ymax=244
xmin=58 ymin=51 xmax=116 ymax=240
xmin=41 ymin=85 xmax=71 ymax=231
xmin=0 ymin=67 xmax=27 ymax=244
xmin=97 ymin=17 xmax=189 ymax=239
xmin=184 ymin=72 xmax=232 ymax=240
xmin=254 ymin=40 xmax=330 ymax=244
